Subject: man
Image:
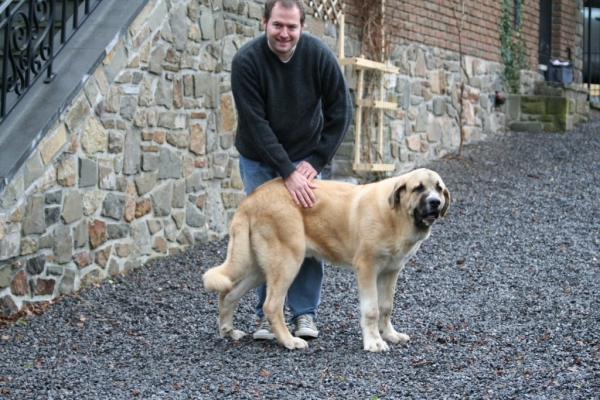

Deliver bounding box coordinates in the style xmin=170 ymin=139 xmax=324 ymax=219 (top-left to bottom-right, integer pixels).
xmin=230 ymin=0 xmax=353 ymax=340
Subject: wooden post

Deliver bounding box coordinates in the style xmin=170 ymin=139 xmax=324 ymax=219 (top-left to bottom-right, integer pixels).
xmin=354 ymin=68 xmax=365 ymax=167
xmin=337 ymin=13 xmax=345 ymax=59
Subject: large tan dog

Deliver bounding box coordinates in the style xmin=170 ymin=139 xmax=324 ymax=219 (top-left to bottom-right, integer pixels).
xmin=203 ymin=168 xmax=450 ymax=352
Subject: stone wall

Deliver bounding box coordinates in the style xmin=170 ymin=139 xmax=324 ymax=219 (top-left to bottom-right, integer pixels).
xmin=0 ymin=0 xmax=252 ymax=313
xmin=0 ymin=0 xmax=514 ymax=314
xmin=332 ymin=50 xmax=507 ymax=177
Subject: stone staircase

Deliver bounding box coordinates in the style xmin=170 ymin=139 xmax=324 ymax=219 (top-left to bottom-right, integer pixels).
xmin=506 ymin=82 xmax=591 ymax=132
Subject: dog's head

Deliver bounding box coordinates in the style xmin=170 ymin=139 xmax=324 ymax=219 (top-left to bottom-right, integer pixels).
xmin=387 ymin=168 xmax=450 ymax=228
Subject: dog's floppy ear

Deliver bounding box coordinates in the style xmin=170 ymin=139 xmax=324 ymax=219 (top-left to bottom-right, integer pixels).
xmin=441 ymin=187 xmax=451 ymax=217
xmin=388 ymin=178 xmax=406 ymax=210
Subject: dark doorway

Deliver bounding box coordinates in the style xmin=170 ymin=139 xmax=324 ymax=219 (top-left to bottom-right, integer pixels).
xmin=584 ymin=0 xmax=600 ymax=100
xmin=538 ymin=0 xmax=553 ymax=67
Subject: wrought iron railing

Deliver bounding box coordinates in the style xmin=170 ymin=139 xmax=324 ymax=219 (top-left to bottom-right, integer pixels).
xmin=0 ymin=0 xmax=102 ymax=124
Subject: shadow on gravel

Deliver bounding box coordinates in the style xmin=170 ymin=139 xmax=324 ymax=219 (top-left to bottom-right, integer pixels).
xmin=1 ymin=120 xmax=600 ymax=399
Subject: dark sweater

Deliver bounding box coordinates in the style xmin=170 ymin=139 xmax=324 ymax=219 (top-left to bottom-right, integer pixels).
xmin=231 ymin=33 xmax=354 ymax=178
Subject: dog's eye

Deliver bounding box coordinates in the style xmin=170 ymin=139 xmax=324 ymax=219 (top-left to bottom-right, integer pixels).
xmin=436 ymin=183 xmax=443 ymax=192
xmin=413 ymin=184 xmax=424 ymax=192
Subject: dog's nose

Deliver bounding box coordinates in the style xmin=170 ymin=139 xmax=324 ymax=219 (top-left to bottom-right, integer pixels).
xmin=428 ymin=198 xmax=441 ymax=208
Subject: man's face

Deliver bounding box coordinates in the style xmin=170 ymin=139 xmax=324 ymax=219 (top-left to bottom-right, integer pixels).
xmin=263 ymin=2 xmax=305 ymax=61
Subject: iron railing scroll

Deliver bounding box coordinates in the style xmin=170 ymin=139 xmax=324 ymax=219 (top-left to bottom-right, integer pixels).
xmin=0 ymin=0 xmax=103 ymax=124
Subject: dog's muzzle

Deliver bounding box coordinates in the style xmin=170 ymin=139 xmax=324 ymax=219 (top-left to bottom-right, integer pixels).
xmin=416 ymin=193 xmax=442 ymax=227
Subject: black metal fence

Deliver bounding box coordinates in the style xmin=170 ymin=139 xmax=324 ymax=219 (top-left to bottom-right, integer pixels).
xmin=0 ymin=0 xmax=102 ymax=124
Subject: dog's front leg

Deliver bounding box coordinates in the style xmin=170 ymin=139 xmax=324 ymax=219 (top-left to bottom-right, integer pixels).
xmin=355 ymin=265 xmax=389 ymax=352
xmin=377 ymin=269 xmax=410 ymax=344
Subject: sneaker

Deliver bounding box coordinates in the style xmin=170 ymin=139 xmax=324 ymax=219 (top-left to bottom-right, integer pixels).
xmin=253 ymin=317 xmax=275 ymax=340
xmin=294 ymin=314 xmax=319 ymax=338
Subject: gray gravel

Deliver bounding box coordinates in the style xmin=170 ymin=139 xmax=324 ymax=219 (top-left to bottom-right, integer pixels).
xmin=1 ymin=120 xmax=600 ymax=399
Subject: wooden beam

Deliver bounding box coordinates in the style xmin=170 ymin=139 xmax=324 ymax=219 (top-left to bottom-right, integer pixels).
xmin=338 ymin=57 xmax=399 ymax=73
xmin=355 ymin=99 xmax=397 ymax=110
xmin=353 ymin=163 xmax=396 ymax=172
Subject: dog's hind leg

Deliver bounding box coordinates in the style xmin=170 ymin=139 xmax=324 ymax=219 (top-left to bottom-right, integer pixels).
xmin=376 ymin=269 xmax=410 ymax=344
xmin=218 ymin=272 xmax=265 ymax=340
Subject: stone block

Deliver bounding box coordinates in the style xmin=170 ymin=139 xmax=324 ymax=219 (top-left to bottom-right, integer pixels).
xmin=59 ymin=270 xmax=75 ymax=294
xmin=1 ymin=295 xmax=18 ymax=315
xmin=152 ymin=236 xmax=168 ymax=254
xmin=24 ymin=153 xmax=44 ymax=189
xmin=10 ymin=270 xmax=28 ymax=296
xmin=39 ymin=234 xmax=54 ymax=249
xmin=172 ymin=181 xmax=186 ymax=208
xmin=79 ymin=158 xmax=98 ymax=188
xmin=115 ymin=242 xmax=132 ymax=258
xmin=65 ymin=97 xmax=91 ymax=132
xmin=45 ymin=206 xmax=61 ymax=227
xmin=82 ymin=191 xmax=104 ymax=216
xmin=61 ymin=190 xmax=84 ymax=224
xmin=102 ymin=193 xmax=126 ymax=220
xmin=185 ymin=201 xmax=205 ymax=227
xmin=142 ymin=153 xmax=159 ymax=171
xmin=81 ymin=269 xmax=104 ymax=287
xmin=107 ymin=224 xmax=129 ymax=240
xmin=158 ymin=148 xmax=183 ymax=179
xmin=568 ymin=99 xmax=576 ymax=115
xmin=88 ymin=219 xmax=107 ymax=249
xmin=123 ymin=127 xmax=142 ymax=175
xmin=33 ymin=278 xmax=55 ymax=295
xmin=39 ymin=125 xmax=67 ymax=165
xmin=149 ymin=45 xmax=165 ymax=75
xmin=509 ymin=121 xmax=543 ymax=132
xmin=135 ymin=198 xmax=152 ymax=218
xmin=0 ymin=264 xmax=11 ymax=288
xmin=432 ymin=98 xmax=445 ymax=116
xmin=74 ymin=251 xmax=92 ymax=268
xmin=505 ymin=95 xmax=521 ymax=123
xmin=53 ymin=226 xmax=72 ymax=264
xmin=177 ymin=227 xmax=194 ymax=246
xmin=131 ymin=221 xmax=151 ymax=257
xmin=546 ymin=97 xmax=569 ymax=115
xmin=81 ymin=118 xmax=108 ymax=154
xmin=44 ymin=191 xmax=62 ymax=205
xmin=520 ymin=97 xmax=546 ymax=115
xmin=95 ymin=246 xmax=112 ymax=268
xmin=22 ymin=197 xmax=45 ymax=235
xmin=57 ymin=157 xmax=77 ymax=187
xmin=151 ymin=182 xmax=174 ymax=217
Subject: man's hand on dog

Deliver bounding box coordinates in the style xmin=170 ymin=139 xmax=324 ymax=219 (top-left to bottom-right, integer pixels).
xmin=284 ymin=161 xmax=318 ymax=208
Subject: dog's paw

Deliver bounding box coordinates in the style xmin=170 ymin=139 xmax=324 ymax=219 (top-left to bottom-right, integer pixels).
xmin=282 ymin=337 xmax=308 ymax=350
xmin=364 ymin=338 xmax=389 ymax=352
xmin=220 ymin=327 xmax=246 ymax=340
xmin=229 ymin=330 xmax=247 ymax=340
xmin=382 ymin=331 xmax=410 ymax=344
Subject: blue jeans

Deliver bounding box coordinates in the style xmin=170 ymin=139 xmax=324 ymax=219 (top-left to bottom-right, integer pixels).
xmin=239 ymin=154 xmax=323 ymax=322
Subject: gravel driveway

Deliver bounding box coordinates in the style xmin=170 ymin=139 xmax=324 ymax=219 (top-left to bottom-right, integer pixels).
xmin=1 ymin=120 xmax=599 ymax=399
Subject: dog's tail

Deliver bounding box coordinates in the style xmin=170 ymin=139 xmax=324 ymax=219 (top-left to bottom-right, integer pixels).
xmin=202 ymin=214 xmax=252 ymax=293
xmin=202 ymin=266 xmax=233 ymax=292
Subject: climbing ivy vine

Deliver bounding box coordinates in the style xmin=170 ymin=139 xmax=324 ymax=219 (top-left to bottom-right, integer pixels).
xmin=499 ymin=0 xmax=528 ymax=94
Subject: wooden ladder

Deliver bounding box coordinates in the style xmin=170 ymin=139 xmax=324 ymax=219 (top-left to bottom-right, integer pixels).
xmin=309 ymin=0 xmax=398 ymax=172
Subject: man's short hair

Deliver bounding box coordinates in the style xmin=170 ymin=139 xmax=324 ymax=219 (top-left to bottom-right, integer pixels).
xmin=264 ymin=0 xmax=306 ymax=24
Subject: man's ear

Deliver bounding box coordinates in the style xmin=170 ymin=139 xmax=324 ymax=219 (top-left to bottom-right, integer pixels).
xmin=262 ymin=17 xmax=267 ymax=29
xmin=388 ymin=178 xmax=406 ymax=210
